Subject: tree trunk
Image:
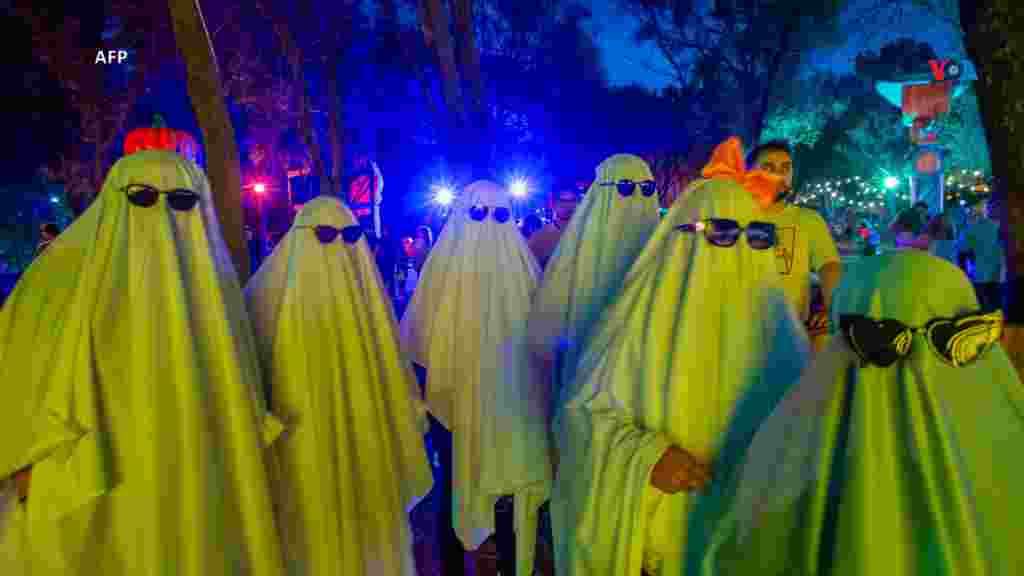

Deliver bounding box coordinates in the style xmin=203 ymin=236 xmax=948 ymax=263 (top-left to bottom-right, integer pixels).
xmin=423 ymin=0 xmax=467 ymax=159
xmin=257 ymin=0 xmax=329 ymax=197
xmin=290 ymin=47 xmax=328 ymax=197
xmin=751 ymin=20 xmax=796 ymax=144
xmin=405 ymin=0 xmax=440 ymax=123
xmin=960 ymin=0 xmax=1024 ymax=322
xmin=325 ymin=47 xmax=344 ymax=194
xmin=453 ymin=0 xmax=485 ymax=132
xmin=94 ymin=124 xmax=105 ymax=193
xmin=167 ymin=0 xmax=249 ymax=279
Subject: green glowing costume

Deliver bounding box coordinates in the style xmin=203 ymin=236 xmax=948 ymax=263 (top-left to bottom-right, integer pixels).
xmin=707 ymin=251 xmax=1024 ymax=576
xmin=553 ymin=179 xmax=809 ymax=575
xmin=245 ymin=197 xmax=432 ymax=575
xmin=0 ymin=151 xmax=285 ymax=575
xmin=528 ymin=154 xmax=661 ymax=423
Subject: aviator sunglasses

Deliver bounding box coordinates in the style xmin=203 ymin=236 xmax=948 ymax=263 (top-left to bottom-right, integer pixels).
xmin=123 ymin=183 xmax=201 ymax=211
xmin=294 ymin=224 xmax=364 ymax=244
xmin=599 ymin=179 xmax=657 ymax=198
xmin=469 ymin=205 xmax=511 ymax=223
xmin=676 ymin=218 xmax=777 ymax=250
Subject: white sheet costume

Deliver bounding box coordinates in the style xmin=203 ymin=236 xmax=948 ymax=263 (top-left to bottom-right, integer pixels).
xmin=245 ymin=196 xmax=432 ymax=575
xmin=400 ymin=180 xmax=550 ymax=576
xmin=554 ymin=178 xmax=809 ymax=575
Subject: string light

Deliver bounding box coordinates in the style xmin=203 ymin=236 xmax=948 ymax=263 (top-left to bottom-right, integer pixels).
xmin=794 ymin=168 xmax=990 ymax=215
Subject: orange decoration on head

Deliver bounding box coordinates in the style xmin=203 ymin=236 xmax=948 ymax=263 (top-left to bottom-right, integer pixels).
xmin=700 ymin=137 xmax=784 ymax=208
xmin=124 ymin=114 xmax=201 ymax=163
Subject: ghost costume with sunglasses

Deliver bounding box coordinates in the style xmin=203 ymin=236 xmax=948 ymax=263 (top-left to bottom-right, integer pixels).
xmin=0 ymin=150 xmax=286 ymax=575
xmin=245 ymin=197 xmax=432 ymax=576
xmin=715 ymin=251 xmax=1024 ymax=576
xmin=400 ymin=181 xmax=550 ymax=576
xmin=552 ymin=177 xmax=809 ymax=576
xmin=528 ymin=154 xmax=662 ymax=437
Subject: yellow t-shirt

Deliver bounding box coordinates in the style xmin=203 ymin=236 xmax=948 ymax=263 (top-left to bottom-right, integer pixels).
xmin=759 ymin=205 xmax=840 ymax=320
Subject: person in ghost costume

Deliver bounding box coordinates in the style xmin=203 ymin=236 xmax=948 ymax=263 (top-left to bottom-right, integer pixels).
xmin=400 ymin=180 xmax=551 ymax=576
xmin=527 ymin=154 xmax=661 ymax=431
xmin=244 ymin=196 xmax=433 ymax=576
xmin=706 ymin=251 xmax=1023 ymax=576
xmin=0 ymin=150 xmax=286 ymax=575
xmin=553 ymin=170 xmax=810 ymax=576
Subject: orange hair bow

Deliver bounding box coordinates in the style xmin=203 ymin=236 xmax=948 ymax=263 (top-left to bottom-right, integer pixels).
xmin=700 ymin=137 xmax=784 ymax=207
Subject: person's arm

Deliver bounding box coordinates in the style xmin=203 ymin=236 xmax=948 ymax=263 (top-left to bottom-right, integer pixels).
xmin=818 ymin=261 xmax=842 ymax=312
xmin=808 ymin=212 xmax=842 ymax=312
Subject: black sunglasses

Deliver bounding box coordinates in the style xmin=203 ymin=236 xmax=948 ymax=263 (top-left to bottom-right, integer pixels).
xmin=839 ymin=310 xmax=1002 ymax=368
xmin=599 ymin=179 xmax=656 ymax=197
xmin=676 ymin=218 xmax=776 ymax=250
xmin=123 ymin=184 xmax=200 ymax=211
xmin=296 ymin=225 xmax=364 ymax=244
xmin=469 ymin=205 xmax=511 ymax=223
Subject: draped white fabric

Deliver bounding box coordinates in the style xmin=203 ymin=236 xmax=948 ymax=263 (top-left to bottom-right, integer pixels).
xmin=527 ymin=154 xmax=661 ymax=425
xmin=245 ymin=196 xmax=433 ymax=576
xmin=554 ymin=179 xmax=810 ymax=576
xmin=400 ymin=181 xmax=550 ymax=576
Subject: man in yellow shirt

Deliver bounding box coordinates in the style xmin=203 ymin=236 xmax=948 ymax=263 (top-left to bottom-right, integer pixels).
xmin=749 ymin=141 xmax=841 ymax=347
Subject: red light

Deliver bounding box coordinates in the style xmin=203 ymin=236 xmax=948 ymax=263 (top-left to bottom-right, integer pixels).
xmin=253 ymin=183 xmax=266 ymax=194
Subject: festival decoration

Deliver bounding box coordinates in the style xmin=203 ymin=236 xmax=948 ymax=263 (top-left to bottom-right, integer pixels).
xmin=123 ymin=114 xmax=202 ymax=163
xmin=875 ymin=58 xmax=977 ymax=213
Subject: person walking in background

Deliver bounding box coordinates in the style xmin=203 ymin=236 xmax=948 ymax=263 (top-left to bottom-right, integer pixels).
xmin=411 ymin=225 xmax=433 ymax=272
xmin=912 ymin=200 xmax=931 ymax=222
xmin=375 ymin=224 xmax=397 ymax=294
xmin=891 ymin=207 xmax=930 ymax=250
xmin=521 ymin=213 xmax=544 ymax=239
xmin=960 ymin=197 xmax=1006 ymax=312
xmin=927 ymin=207 xmax=958 ymax=264
xmin=34 ymin=223 xmax=60 ymax=256
xmin=527 ymin=182 xmax=583 ymax=270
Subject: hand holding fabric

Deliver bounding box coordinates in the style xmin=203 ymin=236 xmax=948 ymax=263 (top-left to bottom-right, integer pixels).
xmin=650 ymin=445 xmax=712 ymax=494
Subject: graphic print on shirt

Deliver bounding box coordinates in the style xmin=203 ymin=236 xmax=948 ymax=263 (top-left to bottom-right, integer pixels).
xmin=775 ymin=226 xmax=795 ymax=275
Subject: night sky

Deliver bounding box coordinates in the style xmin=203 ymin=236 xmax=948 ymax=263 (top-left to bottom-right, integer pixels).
xmin=590 ymin=0 xmax=965 ymax=89
xmin=2 ymin=0 xmax=967 ymax=180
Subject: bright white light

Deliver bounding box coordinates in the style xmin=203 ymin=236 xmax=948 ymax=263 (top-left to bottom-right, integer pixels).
xmin=50 ymin=196 xmax=59 ymax=204
xmin=509 ymin=178 xmax=529 ymax=198
xmin=884 ymin=176 xmax=899 ymax=189
xmin=433 ymin=186 xmax=454 ymax=206
xmin=253 ymin=182 xmax=266 ymax=194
